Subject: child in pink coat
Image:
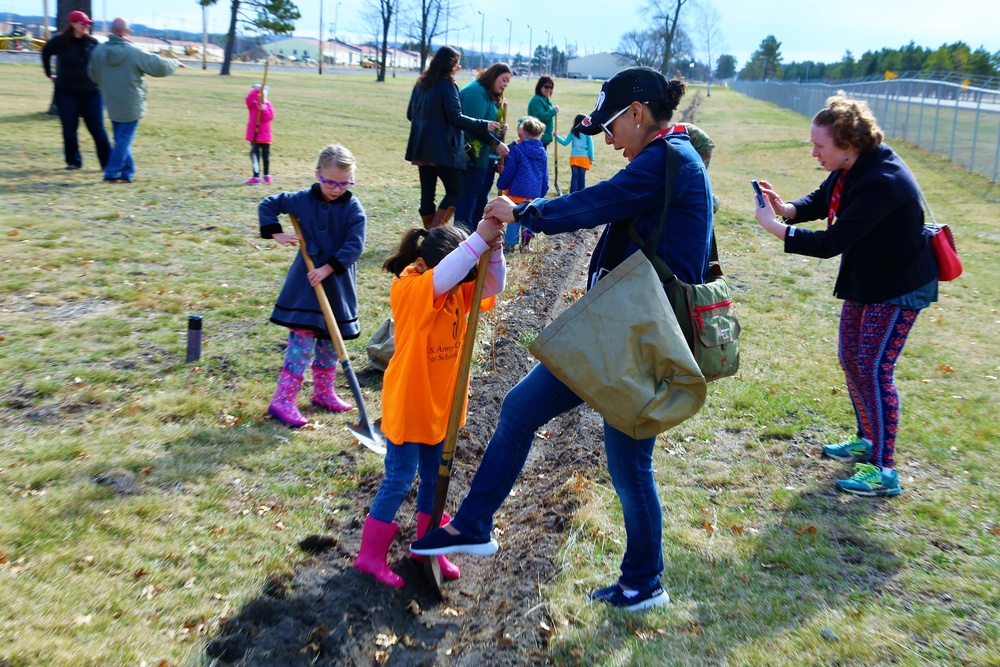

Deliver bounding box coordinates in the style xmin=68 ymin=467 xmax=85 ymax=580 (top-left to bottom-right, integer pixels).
xmin=245 ymin=83 xmax=275 ymax=184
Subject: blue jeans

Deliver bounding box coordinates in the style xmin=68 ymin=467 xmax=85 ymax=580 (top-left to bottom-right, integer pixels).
xmin=369 ymin=439 xmax=444 ymax=523
xmin=55 ymin=88 xmax=111 ymax=169
xmin=105 ymin=119 xmax=139 ymax=181
xmin=455 ymin=162 xmax=497 ymax=231
xmin=570 ymin=165 xmax=587 ymax=193
xmin=450 ymin=363 xmax=664 ymax=590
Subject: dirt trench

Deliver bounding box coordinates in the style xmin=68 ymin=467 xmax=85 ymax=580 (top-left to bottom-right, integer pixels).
xmin=205 ymin=228 xmax=610 ymax=666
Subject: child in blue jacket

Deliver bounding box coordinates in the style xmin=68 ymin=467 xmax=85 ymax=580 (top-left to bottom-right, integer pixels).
xmin=496 ymin=116 xmax=548 ymax=252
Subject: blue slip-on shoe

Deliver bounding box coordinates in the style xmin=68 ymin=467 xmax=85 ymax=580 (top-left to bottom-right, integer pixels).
xmin=822 ymin=434 xmax=872 ymax=462
xmin=410 ymin=526 xmax=498 ymax=556
xmin=589 ymin=583 xmax=670 ymax=611
xmin=836 ymin=463 xmax=902 ymax=497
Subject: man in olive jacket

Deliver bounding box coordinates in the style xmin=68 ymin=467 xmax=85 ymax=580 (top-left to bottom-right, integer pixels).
xmin=87 ymin=18 xmax=182 ymax=183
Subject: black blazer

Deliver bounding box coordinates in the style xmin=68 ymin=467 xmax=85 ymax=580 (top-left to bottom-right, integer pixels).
xmin=786 ymin=144 xmax=938 ymax=303
xmin=405 ymin=79 xmax=490 ymax=170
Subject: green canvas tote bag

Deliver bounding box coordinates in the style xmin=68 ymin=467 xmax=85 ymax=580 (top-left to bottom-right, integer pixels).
xmin=529 ymin=249 xmax=707 ymax=439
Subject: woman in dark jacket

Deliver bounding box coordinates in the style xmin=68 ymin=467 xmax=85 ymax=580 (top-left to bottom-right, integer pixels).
xmin=754 ymin=93 xmax=938 ymax=498
xmin=405 ymin=46 xmax=500 ymax=229
xmin=412 ymin=68 xmax=714 ymax=612
xmin=41 ymin=10 xmax=111 ymax=171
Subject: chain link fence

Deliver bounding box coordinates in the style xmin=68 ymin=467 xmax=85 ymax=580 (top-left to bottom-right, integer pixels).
xmin=734 ymin=77 xmax=1000 ymax=183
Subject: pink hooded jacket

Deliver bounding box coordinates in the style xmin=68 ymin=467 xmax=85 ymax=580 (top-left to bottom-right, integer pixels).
xmin=245 ymin=88 xmax=275 ymax=143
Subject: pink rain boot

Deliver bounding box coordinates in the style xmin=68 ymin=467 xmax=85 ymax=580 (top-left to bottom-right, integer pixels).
xmin=353 ymin=516 xmax=404 ymax=589
xmin=411 ymin=511 xmax=461 ymax=580
xmin=267 ymin=369 xmax=308 ymax=427
xmin=311 ymin=365 xmax=353 ymax=413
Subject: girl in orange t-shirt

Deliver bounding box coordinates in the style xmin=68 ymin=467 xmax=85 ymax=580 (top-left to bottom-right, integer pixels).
xmin=353 ymin=219 xmax=506 ymax=588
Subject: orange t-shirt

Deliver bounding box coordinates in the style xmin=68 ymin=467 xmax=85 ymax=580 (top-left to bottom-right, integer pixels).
xmin=380 ymin=266 xmax=496 ymax=446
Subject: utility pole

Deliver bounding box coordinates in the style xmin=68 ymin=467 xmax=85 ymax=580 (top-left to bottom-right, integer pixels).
xmin=318 ymin=0 xmax=323 ymax=74
xmin=505 ymin=18 xmax=511 ymax=65
xmin=477 ymin=10 xmax=484 ymax=70
xmin=528 ymin=25 xmax=532 ymax=77
xmin=392 ymin=7 xmax=397 ymax=78
xmin=544 ymin=30 xmax=550 ymax=74
xmin=201 ymin=2 xmax=208 ymax=70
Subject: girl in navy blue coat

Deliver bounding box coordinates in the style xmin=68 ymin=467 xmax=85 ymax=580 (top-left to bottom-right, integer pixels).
xmin=259 ymin=143 xmax=367 ymax=427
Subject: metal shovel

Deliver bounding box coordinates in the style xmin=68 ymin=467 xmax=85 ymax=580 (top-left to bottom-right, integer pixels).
xmin=288 ymin=214 xmax=385 ymax=454
xmin=424 ymin=252 xmax=491 ymax=598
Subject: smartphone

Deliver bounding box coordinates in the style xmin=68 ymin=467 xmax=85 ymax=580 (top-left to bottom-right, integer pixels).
xmin=751 ymin=180 xmax=765 ymax=208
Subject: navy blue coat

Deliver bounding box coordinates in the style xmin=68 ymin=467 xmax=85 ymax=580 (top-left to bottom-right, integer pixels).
xmin=405 ymin=79 xmax=492 ymax=169
xmin=786 ymin=144 xmax=938 ymax=303
xmin=519 ymin=135 xmax=714 ymax=290
xmin=259 ymin=185 xmax=366 ymax=340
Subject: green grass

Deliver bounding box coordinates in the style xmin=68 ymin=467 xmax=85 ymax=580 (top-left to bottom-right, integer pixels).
xmin=2 ymin=64 xmax=999 ymax=666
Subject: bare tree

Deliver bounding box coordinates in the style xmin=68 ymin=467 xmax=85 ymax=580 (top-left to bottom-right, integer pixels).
xmin=410 ymin=0 xmax=449 ymax=70
xmin=361 ymin=0 xmax=397 ymax=81
xmin=646 ymin=0 xmax=692 ymax=74
xmin=693 ymin=0 xmax=724 ymax=95
xmin=202 ymin=0 xmax=300 ymax=75
xmin=615 ymin=29 xmax=662 ymax=69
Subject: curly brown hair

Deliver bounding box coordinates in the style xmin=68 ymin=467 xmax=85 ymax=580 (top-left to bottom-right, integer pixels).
xmin=812 ymin=93 xmax=884 ymax=152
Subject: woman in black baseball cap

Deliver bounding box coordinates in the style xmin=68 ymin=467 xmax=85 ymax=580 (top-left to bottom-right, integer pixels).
xmin=411 ymin=66 xmax=716 ymax=611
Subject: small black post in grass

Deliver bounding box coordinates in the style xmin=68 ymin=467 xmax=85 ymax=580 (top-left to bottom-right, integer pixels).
xmin=186 ymin=314 xmax=203 ymax=362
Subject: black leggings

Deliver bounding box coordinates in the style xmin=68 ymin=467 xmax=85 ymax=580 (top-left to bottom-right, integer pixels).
xmin=417 ymin=165 xmax=462 ymax=217
xmin=250 ymin=143 xmax=271 ymax=177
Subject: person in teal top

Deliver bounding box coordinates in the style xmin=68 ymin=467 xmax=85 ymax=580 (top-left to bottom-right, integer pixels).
xmin=455 ymin=63 xmax=512 ymax=231
xmin=527 ymin=76 xmax=559 ymax=148
xmin=555 ymin=113 xmax=595 ymax=192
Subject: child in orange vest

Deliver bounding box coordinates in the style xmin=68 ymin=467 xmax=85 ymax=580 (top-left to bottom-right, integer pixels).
xmin=353 ymin=219 xmax=506 ymax=588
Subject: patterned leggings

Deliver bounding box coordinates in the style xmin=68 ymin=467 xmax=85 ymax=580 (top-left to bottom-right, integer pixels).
xmin=838 ymin=301 xmax=920 ymax=469
xmin=282 ymin=328 xmax=337 ymax=377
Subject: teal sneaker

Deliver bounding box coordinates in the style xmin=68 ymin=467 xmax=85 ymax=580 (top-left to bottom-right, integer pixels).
xmin=822 ymin=434 xmax=872 ymax=462
xmin=836 ymin=463 xmax=902 ymax=497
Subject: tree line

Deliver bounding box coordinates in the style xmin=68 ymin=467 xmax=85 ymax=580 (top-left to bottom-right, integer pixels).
xmin=740 ymin=35 xmax=1000 ymax=82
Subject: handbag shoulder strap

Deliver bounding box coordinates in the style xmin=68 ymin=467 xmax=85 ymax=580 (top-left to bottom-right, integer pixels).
xmin=629 ymin=139 xmax=719 ymax=284
xmin=891 ymin=146 xmax=938 ymax=227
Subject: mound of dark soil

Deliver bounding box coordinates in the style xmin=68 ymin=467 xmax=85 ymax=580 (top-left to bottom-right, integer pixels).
xmin=206 ymin=229 xmax=609 ymax=666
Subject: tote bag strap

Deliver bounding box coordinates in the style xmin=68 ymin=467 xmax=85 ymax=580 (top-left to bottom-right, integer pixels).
xmin=629 ymin=140 xmax=719 ymax=285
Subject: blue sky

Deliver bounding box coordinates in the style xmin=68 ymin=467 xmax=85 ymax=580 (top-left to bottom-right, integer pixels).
xmin=8 ymin=0 xmax=997 ymax=68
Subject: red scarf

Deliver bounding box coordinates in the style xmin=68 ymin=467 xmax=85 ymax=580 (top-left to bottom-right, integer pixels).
xmin=827 ymin=171 xmax=846 ymax=227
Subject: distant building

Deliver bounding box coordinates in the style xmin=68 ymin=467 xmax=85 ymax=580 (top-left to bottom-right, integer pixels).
xmin=566 ymin=53 xmax=633 ymax=80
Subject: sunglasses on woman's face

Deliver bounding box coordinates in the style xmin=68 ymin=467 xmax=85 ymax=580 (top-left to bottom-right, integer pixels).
xmin=543 ymin=85 xmax=553 ymax=90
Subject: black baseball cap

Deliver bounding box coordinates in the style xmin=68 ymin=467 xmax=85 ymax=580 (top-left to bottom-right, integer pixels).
xmin=576 ymin=67 xmax=671 ymax=136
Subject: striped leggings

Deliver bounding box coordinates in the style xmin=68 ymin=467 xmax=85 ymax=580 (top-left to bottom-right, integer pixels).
xmin=838 ymin=301 xmax=920 ymax=469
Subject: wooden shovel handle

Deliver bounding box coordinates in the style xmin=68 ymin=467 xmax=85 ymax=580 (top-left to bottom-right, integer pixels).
xmin=287 ymin=214 xmax=350 ymax=362
xmin=428 ymin=251 xmax=491 ymax=530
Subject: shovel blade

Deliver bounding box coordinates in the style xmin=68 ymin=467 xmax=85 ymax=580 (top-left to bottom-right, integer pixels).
xmin=424 ymin=554 xmax=444 ymax=599
xmin=347 ymin=419 xmax=385 ymax=455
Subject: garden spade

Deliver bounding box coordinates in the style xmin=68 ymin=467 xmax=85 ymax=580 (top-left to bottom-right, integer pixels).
xmin=288 ymin=214 xmax=385 ymax=454
xmin=424 ymin=252 xmax=491 ymax=598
